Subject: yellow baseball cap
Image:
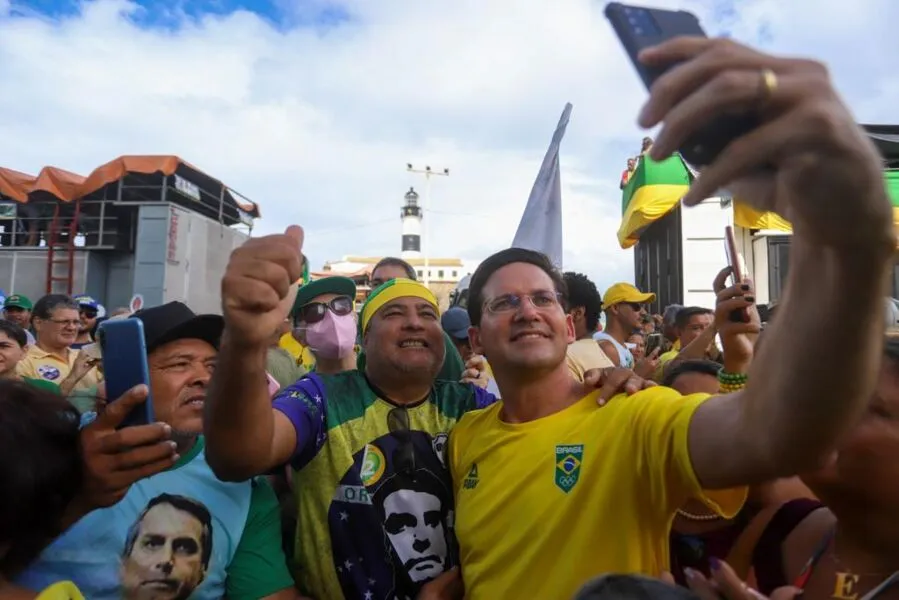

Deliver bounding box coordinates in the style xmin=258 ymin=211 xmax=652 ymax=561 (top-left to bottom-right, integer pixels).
xmin=602 ymin=283 xmax=656 ymax=309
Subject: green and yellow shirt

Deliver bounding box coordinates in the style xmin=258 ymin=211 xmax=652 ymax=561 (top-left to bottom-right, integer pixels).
xmin=272 ymin=370 xmax=494 ymax=599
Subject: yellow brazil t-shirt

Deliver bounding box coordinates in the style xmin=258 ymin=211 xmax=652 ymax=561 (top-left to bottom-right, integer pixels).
xmin=655 ymin=348 xmax=680 ymax=381
xmin=279 ymin=332 xmax=317 ymax=372
xmin=449 ymin=387 xmax=746 ymax=600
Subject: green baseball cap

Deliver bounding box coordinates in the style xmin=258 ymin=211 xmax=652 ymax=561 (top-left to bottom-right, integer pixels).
xmin=291 ymin=277 xmax=357 ymax=319
xmin=4 ymin=294 xmax=33 ymax=311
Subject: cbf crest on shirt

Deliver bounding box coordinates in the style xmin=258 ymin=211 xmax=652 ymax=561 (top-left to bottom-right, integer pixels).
xmin=272 ymin=371 xmax=494 ymax=600
xmin=555 ymin=444 xmax=585 ymax=493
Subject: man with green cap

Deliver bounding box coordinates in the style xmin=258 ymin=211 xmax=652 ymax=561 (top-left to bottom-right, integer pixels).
xmin=3 ymin=294 xmax=35 ymax=346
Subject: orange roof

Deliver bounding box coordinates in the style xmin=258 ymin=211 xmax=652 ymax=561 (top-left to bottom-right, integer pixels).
xmin=0 ymin=155 xmax=259 ymax=217
xmin=0 ymin=167 xmax=35 ymax=202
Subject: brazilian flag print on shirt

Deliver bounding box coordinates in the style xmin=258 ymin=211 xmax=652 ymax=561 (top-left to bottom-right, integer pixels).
xmin=272 ymin=371 xmax=495 ymax=600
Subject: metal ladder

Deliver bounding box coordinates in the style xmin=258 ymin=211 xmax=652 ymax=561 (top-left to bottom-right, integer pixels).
xmin=45 ymin=199 xmax=80 ymax=295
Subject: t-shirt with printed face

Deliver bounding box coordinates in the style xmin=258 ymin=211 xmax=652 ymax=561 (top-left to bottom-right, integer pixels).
xmin=272 ymin=370 xmax=495 ymax=600
xmin=16 ymin=437 xmax=294 ymax=599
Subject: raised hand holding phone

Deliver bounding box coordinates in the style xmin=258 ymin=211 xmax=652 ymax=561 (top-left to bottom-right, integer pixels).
xmin=64 ymin=384 xmax=176 ymax=526
xmin=605 ymin=2 xmax=892 ymax=251
xmin=723 ymin=226 xmax=749 ymax=323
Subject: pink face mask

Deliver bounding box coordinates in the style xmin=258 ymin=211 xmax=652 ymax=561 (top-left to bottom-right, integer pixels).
xmin=304 ymin=311 xmax=357 ymax=359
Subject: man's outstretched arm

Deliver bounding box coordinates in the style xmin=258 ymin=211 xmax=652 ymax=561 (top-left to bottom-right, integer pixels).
xmin=205 ymin=227 xmax=305 ymax=481
xmin=636 ymin=38 xmax=895 ymax=488
xmin=690 ymin=241 xmax=890 ymax=488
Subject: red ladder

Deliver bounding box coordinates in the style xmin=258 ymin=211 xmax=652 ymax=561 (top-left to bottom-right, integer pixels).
xmin=45 ymin=199 xmax=80 ymax=295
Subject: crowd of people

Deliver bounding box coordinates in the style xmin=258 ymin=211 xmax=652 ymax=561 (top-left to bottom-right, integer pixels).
xmin=2 ymin=36 xmax=898 ymax=600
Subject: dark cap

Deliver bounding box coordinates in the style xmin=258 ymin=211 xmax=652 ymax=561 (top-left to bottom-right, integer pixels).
xmin=441 ymin=307 xmax=471 ymax=340
xmin=73 ymin=294 xmax=100 ymax=310
xmin=131 ymin=301 xmax=224 ymax=354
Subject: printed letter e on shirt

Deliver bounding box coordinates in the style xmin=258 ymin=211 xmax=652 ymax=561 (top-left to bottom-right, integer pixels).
xmin=554 ymin=445 xmax=584 ymax=494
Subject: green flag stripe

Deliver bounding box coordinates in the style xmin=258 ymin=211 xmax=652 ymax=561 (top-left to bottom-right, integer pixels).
xmin=886 ymin=169 xmax=899 ymax=207
xmin=621 ymin=155 xmax=693 ymax=214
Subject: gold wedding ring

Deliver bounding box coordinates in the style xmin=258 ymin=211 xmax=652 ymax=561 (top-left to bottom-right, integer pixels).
xmin=758 ymin=68 xmax=778 ymax=106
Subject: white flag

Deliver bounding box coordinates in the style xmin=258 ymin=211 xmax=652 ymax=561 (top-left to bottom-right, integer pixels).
xmin=511 ymin=102 xmax=572 ymax=268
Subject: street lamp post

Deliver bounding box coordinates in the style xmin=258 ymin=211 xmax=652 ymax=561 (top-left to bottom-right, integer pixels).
xmin=406 ymin=163 xmax=449 ymax=288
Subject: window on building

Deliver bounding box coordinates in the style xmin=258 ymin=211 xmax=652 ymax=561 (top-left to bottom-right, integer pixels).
xmin=438 ymin=270 xmax=444 ymax=279
xmin=417 ymin=270 xmax=423 ymax=278
xmin=452 ymin=270 xmax=458 ymax=278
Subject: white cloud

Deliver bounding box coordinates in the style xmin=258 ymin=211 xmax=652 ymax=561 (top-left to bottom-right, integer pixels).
xmin=0 ymin=0 xmax=895 ymax=295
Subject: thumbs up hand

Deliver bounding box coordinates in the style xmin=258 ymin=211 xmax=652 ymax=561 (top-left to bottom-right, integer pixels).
xmin=221 ymin=226 xmax=305 ymax=348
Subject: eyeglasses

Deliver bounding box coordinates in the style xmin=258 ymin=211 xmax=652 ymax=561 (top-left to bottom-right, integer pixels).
xmin=44 ymin=318 xmax=80 ymax=328
xmin=483 ymin=291 xmax=562 ymax=314
xmin=295 ymin=295 xmax=353 ymax=326
xmin=80 ymin=308 xmax=98 ymax=319
xmin=624 ymin=302 xmax=645 ymax=312
xmin=387 ymin=407 xmax=416 ymax=477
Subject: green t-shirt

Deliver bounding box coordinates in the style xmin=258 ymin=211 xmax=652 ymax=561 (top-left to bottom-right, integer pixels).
xmin=227 ymin=476 xmax=297 ymax=599
xmin=23 ymin=377 xmax=62 ymax=394
xmin=267 ymin=346 xmax=308 ymax=390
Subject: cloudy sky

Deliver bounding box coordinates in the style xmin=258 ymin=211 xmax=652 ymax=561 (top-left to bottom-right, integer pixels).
xmin=1 ymin=0 xmax=895 ymax=292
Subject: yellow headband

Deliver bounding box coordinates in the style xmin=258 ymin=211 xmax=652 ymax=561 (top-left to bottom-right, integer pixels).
xmin=360 ymin=278 xmax=439 ymax=334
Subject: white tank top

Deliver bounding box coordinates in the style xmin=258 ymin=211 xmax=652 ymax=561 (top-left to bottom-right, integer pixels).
xmin=592 ymin=331 xmax=635 ymax=368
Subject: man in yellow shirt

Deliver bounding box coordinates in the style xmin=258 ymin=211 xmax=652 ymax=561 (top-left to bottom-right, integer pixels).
xmin=655 ymin=306 xmax=718 ymax=381
xmin=449 ymin=35 xmax=895 ymax=600
xmin=16 ymin=295 xmax=100 ymax=399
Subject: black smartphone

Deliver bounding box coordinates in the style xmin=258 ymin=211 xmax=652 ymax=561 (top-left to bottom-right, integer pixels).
xmin=604 ymin=3 xmax=760 ymax=167
xmin=645 ymin=332 xmax=663 ymax=357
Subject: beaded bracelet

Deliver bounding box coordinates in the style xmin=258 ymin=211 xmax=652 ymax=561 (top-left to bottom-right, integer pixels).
xmin=718 ymin=369 xmax=748 ymax=393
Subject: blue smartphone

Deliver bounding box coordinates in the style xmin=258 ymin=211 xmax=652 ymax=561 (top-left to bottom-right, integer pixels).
xmin=604 ymin=3 xmax=760 ymax=166
xmin=97 ymin=319 xmax=154 ymax=428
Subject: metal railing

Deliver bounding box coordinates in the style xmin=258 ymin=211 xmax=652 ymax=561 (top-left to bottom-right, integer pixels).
xmin=0 ymin=198 xmax=121 ymax=249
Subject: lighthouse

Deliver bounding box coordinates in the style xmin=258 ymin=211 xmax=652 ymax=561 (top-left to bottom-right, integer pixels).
xmin=400 ymin=187 xmax=422 ymax=258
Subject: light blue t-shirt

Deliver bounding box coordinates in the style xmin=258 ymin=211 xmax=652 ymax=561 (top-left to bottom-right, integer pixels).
xmin=17 ymin=438 xmax=254 ymax=599
xmin=592 ymin=331 xmax=635 ymax=368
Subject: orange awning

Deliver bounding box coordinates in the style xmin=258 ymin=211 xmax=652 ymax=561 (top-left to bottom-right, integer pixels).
xmin=0 ymin=155 xmax=259 ymax=217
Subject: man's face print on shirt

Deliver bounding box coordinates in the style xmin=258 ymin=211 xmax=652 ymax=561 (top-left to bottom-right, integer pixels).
xmin=378 ymin=479 xmax=449 ymax=583
xmin=121 ymin=494 xmax=213 ymax=600
xmin=328 ymin=431 xmax=455 ymax=600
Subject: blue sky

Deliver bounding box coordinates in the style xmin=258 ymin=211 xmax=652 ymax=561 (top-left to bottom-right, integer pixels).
xmin=10 ymin=0 xmax=351 ymax=29
xmin=1 ymin=0 xmax=896 ymax=296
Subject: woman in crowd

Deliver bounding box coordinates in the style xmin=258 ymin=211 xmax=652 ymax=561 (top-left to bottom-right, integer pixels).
xmin=0 ymin=380 xmax=84 ymax=599
xmin=628 ymin=332 xmax=646 ymax=361
xmin=742 ymin=329 xmax=899 ymax=598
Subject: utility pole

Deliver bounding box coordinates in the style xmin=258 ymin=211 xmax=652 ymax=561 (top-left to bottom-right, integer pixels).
xmin=405 ymin=163 xmax=449 ymax=288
